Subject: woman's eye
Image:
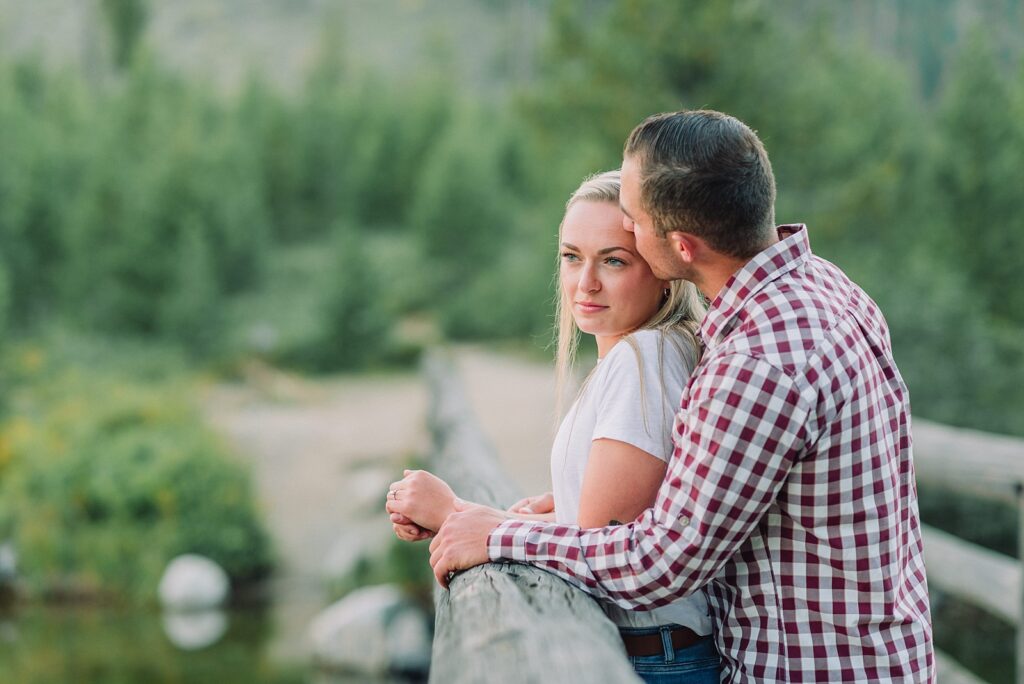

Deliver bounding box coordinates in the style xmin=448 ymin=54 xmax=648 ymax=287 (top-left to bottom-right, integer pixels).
xmin=561 ymin=252 xmax=580 ymax=262
xmin=606 ymin=257 xmax=626 ymax=266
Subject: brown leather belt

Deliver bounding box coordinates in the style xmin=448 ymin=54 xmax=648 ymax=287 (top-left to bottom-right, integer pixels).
xmin=621 ymin=627 xmax=703 ymax=657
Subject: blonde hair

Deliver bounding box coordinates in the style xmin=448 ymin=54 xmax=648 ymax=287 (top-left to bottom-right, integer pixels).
xmin=553 ymin=170 xmax=705 ymax=417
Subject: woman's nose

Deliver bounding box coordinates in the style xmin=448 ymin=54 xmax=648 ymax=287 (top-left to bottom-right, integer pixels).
xmin=579 ymin=265 xmax=601 ymax=293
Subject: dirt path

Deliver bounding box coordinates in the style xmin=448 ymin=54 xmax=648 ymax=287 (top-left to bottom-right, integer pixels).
xmin=202 ymin=363 xmax=428 ymax=661
xmin=452 ymin=346 xmax=556 ymax=499
xmin=200 ymin=349 xmax=556 ymax=660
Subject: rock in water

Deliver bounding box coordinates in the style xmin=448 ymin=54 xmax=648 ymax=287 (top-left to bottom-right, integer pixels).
xmin=158 ymin=554 xmax=230 ymax=610
xmin=162 ymin=609 xmax=229 ymax=650
xmin=309 ymin=584 xmax=431 ymax=676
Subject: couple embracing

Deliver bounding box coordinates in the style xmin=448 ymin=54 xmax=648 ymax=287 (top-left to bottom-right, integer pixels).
xmin=386 ymin=109 xmax=935 ymax=683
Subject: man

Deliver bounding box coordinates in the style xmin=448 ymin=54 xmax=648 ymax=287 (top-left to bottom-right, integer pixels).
xmin=429 ymin=110 xmax=934 ymax=682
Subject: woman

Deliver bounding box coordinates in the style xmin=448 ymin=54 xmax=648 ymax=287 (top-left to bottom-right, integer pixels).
xmin=386 ymin=170 xmax=720 ymax=683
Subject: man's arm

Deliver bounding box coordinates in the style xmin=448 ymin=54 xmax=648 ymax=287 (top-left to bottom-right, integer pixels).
xmin=431 ymin=354 xmax=811 ymax=604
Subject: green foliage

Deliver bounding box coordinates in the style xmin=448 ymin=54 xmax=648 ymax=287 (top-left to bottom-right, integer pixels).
xmin=100 ymin=0 xmax=149 ymax=69
xmin=0 ymin=258 xmax=9 ymax=346
xmin=918 ymin=482 xmax=1016 ymax=557
xmin=59 ymin=60 xmax=270 ymax=342
xmin=0 ymin=42 xmax=557 ymax=365
xmin=918 ymin=485 xmax=1014 ymax=684
xmin=935 ymin=31 xmax=1024 ymax=327
xmin=1 ymin=1 xmax=1024 ymax=441
xmin=276 ymin=227 xmax=396 ymax=372
xmin=0 ymin=337 xmax=273 ymax=603
xmin=931 ymin=595 xmax=1014 ymax=684
xmin=327 ymin=536 xmax=436 ymax=610
xmin=439 ymin=233 xmax=555 ymax=342
xmin=410 ymin=107 xmax=516 ymax=292
xmin=406 ymin=107 xmax=559 ymax=343
xmin=159 ymin=222 xmax=222 ymax=355
xmin=0 ymin=60 xmax=88 ymax=326
xmin=521 ymin=0 xmax=1024 ymax=437
xmin=223 ymin=228 xmax=421 ymax=372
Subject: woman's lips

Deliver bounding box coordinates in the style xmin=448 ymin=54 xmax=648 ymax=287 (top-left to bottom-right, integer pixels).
xmin=575 ymin=302 xmax=608 ymax=314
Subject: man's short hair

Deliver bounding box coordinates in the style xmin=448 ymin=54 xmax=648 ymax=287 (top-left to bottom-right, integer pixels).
xmin=624 ymin=110 xmax=776 ymax=259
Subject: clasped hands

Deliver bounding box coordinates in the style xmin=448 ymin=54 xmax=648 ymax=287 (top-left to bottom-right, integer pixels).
xmin=385 ymin=469 xmax=554 ymax=587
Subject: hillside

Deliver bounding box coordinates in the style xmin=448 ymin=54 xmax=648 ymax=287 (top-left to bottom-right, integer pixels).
xmin=0 ymin=0 xmax=549 ymax=93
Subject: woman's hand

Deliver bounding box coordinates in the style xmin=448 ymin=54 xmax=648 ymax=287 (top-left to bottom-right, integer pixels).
xmin=507 ymin=491 xmax=555 ymax=515
xmin=385 ymin=469 xmax=457 ymax=532
xmin=391 ymin=512 xmax=435 ymax=542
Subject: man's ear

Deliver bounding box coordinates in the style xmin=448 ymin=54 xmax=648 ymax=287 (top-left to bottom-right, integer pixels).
xmin=669 ymin=232 xmax=700 ymax=264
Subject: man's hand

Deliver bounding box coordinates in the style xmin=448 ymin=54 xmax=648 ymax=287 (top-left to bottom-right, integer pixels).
xmin=507 ymin=491 xmax=555 ymax=515
xmin=428 ymin=499 xmax=506 ymax=588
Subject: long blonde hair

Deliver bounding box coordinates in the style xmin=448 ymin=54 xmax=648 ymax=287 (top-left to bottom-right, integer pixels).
xmin=553 ymin=170 xmax=705 ymax=417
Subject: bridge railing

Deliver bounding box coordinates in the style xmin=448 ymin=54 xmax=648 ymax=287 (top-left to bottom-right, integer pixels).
xmin=914 ymin=419 xmax=1024 ymax=684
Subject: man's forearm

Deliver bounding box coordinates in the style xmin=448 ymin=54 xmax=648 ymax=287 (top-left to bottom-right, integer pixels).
xmin=488 ymin=509 xmax=704 ymax=610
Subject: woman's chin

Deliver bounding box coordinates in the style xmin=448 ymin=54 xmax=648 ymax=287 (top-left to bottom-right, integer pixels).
xmin=575 ymin=325 xmax=622 ymax=340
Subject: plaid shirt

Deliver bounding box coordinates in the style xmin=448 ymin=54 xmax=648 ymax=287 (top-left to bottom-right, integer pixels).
xmin=489 ymin=225 xmax=934 ymax=682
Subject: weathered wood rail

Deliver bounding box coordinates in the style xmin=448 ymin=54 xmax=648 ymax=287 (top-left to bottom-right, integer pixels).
xmin=914 ymin=419 xmax=1024 ymax=684
xmin=424 ymin=349 xmax=1022 ymax=683
xmin=423 ymin=351 xmax=641 ymax=684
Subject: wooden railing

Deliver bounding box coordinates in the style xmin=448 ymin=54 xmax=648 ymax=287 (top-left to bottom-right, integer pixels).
xmin=423 ymin=352 xmax=641 ymax=684
xmin=914 ymin=419 xmax=1024 ymax=684
xmin=424 ymin=350 xmax=1022 ymax=683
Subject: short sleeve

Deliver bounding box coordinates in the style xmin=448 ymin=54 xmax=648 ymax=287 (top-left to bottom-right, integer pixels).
xmin=591 ymin=331 xmax=694 ymax=463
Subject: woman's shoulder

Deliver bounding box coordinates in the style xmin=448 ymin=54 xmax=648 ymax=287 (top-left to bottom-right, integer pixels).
xmin=627 ymin=327 xmax=682 ymax=348
xmin=587 ymin=328 xmax=698 ymax=444
xmin=599 ymin=328 xmax=698 ymax=383
xmin=624 ymin=328 xmax=698 ymax=367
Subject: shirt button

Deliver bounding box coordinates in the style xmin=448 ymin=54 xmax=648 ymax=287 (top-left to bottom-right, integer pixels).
xmin=680 ymin=516 xmax=690 ymax=526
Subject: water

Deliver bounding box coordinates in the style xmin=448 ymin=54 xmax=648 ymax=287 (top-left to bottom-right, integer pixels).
xmin=0 ymin=603 xmax=307 ymax=684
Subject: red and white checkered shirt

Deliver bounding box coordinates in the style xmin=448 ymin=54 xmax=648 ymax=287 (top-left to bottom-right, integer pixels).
xmin=488 ymin=225 xmax=934 ymax=682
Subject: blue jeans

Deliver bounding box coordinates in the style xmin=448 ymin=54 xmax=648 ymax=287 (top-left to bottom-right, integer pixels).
xmin=620 ymin=625 xmax=721 ymax=684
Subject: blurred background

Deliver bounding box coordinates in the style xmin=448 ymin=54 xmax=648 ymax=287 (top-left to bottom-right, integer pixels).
xmin=0 ymin=0 xmax=1022 ymax=682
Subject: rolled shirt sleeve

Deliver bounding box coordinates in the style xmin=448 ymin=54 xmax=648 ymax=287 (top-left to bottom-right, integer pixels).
xmin=487 ymin=352 xmax=811 ymax=610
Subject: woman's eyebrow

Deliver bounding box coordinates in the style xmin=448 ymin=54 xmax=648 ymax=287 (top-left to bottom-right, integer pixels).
xmin=561 ymin=243 xmax=637 ymax=256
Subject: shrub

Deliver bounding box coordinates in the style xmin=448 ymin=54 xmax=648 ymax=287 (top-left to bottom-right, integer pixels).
xmin=274 ymin=226 xmax=396 ymax=372
xmin=439 ymin=241 xmax=555 ymax=343
xmin=0 ymin=259 xmax=9 ymax=347
xmin=409 ymin=108 xmax=518 ymax=298
xmin=0 ymin=337 xmax=273 ymax=603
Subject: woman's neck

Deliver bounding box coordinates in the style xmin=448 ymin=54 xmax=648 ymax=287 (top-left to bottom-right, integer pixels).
xmin=595 ymin=334 xmax=623 ymax=359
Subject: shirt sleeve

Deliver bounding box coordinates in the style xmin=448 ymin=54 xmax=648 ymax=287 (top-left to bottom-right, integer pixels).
xmin=487 ymin=352 xmax=811 ymax=609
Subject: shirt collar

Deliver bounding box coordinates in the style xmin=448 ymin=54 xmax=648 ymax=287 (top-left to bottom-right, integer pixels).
xmin=699 ymin=224 xmax=812 ymax=348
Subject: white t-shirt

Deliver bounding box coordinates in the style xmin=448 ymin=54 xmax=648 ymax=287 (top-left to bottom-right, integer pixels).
xmin=550 ymin=328 xmax=711 ymax=633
